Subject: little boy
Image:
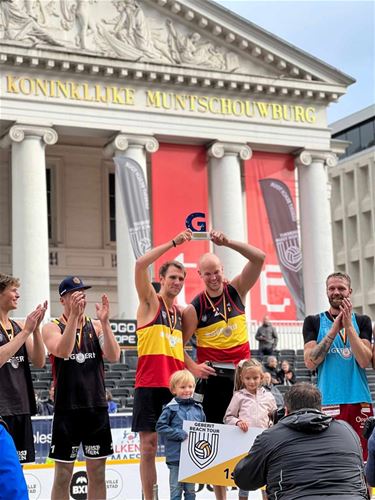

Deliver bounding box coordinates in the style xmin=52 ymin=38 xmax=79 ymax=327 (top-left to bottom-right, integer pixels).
xmin=156 ymin=370 xmax=205 ymax=500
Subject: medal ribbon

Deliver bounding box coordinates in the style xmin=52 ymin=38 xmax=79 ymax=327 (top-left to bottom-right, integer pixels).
xmin=0 ymin=321 xmax=14 ymax=341
xmin=62 ymin=314 xmax=85 ymax=350
xmin=327 ymin=311 xmax=347 ymax=345
xmin=160 ymin=297 xmax=177 ymax=334
xmin=204 ymin=290 xmax=229 ymax=327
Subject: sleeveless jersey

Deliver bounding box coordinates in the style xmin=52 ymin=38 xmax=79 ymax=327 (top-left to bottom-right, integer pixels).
xmin=317 ymin=312 xmax=372 ymax=405
xmin=51 ymin=318 xmax=107 ymax=412
xmin=135 ymin=297 xmax=184 ymax=388
xmin=0 ymin=320 xmax=36 ymax=416
xmin=191 ymin=283 xmax=250 ymax=365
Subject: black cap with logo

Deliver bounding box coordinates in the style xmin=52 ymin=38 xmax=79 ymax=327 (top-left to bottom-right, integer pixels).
xmin=58 ymin=276 xmax=91 ymax=297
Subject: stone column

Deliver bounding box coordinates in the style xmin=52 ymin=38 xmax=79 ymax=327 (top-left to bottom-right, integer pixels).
xmin=0 ymin=124 xmax=58 ymax=316
xmin=207 ymin=141 xmax=252 ymax=280
xmin=296 ymin=150 xmax=337 ymax=315
xmin=104 ymin=134 xmax=159 ymax=319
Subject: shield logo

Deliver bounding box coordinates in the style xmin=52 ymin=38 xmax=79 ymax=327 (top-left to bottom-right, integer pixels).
xmin=129 ymin=220 xmax=151 ymax=259
xmin=188 ymin=430 xmax=219 ymax=469
xmin=275 ymin=230 xmax=302 ymax=272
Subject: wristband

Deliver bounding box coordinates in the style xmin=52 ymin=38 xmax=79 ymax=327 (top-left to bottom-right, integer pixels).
xmin=327 ymin=335 xmax=335 ymax=341
xmin=172 ymin=240 xmax=176 ymax=247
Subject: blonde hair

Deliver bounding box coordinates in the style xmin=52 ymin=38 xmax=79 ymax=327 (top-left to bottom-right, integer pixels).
xmin=0 ymin=274 xmax=20 ymax=294
xmin=235 ymin=359 xmax=263 ymax=391
xmin=169 ymin=369 xmax=195 ymax=393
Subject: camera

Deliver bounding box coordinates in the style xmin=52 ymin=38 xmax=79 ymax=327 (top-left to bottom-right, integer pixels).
xmin=362 ymin=416 xmax=375 ymax=440
xmin=272 ymin=407 xmax=286 ymax=425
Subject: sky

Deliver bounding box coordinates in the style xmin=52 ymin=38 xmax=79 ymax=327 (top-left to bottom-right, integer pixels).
xmin=214 ymin=0 xmax=375 ymax=124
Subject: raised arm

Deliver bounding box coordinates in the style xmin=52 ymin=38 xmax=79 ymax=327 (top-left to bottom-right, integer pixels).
xmin=304 ymin=313 xmax=342 ymax=370
xmin=25 ymin=300 xmax=48 ymax=368
xmin=340 ymin=298 xmax=372 ymax=369
xmin=135 ymin=229 xmax=192 ymax=310
xmin=0 ymin=306 xmax=44 ymax=368
xmin=94 ymin=294 xmax=120 ymax=363
xmin=210 ymin=230 xmax=265 ymax=301
xmin=42 ymin=292 xmax=85 ymax=358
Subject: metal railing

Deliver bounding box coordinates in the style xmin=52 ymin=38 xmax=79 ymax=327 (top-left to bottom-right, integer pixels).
xmin=249 ymin=320 xmax=304 ymax=351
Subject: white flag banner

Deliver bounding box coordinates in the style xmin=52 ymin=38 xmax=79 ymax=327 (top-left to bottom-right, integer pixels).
xmin=114 ymin=156 xmax=151 ymax=258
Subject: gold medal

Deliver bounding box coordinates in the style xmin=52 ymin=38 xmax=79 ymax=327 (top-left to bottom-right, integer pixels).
xmin=204 ymin=288 xmax=232 ymax=337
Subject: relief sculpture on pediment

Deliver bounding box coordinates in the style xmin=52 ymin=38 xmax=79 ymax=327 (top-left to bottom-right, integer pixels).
xmin=0 ymin=0 xmax=63 ymax=46
xmin=0 ymin=0 xmax=243 ymax=72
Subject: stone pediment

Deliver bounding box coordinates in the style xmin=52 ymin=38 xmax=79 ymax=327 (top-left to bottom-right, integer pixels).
xmin=0 ymin=0 xmax=354 ymax=102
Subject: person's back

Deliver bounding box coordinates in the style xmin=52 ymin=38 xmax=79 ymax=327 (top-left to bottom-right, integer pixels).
xmin=234 ymin=383 xmax=367 ymax=500
xmin=262 ymin=412 xmax=366 ymax=499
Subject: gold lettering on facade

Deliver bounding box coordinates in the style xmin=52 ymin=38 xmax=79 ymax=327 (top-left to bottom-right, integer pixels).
xmin=4 ymin=75 xmax=317 ymax=124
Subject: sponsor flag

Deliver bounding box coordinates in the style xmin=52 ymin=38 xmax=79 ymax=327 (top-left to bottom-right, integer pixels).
xmin=114 ymin=156 xmax=151 ymax=258
xmin=259 ymin=178 xmax=305 ymax=319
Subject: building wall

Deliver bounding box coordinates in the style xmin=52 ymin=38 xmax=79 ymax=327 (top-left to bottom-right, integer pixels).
xmin=0 ymin=144 xmax=119 ymax=317
xmin=329 ymin=146 xmax=375 ymax=317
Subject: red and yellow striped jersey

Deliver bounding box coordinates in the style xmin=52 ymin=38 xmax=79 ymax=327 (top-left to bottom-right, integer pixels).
xmin=135 ymin=297 xmax=184 ymax=388
xmin=191 ymin=283 xmax=250 ymax=365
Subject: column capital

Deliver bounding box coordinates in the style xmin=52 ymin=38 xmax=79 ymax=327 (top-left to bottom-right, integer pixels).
xmin=207 ymin=141 xmax=252 ymax=160
xmin=295 ymin=149 xmax=338 ymax=168
xmin=0 ymin=124 xmax=58 ymax=149
xmin=103 ymin=133 xmax=159 ymax=157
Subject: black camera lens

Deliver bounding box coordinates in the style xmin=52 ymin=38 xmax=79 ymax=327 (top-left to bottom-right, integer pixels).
xmin=362 ymin=416 xmax=375 ymax=440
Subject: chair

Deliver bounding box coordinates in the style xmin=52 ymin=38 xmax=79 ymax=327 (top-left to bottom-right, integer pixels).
xmin=105 ymin=372 xmax=123 ymax=381
xmin=125 ymin=396 xmax=134 ymax=408
xmin=124 ymin=356 xmax=138 ymax=371
xmin=277 ymin=385 xmax=292 ymax=395
xmin=111 ymin=388 xmax=132 ymax=399
xmin=111 ymin=363 xmax=128 ymax=372
xmin=105 ymin=380 xmax=116 ymax=389
xmin=280 ymin=349 xmax=295 ymax=356
xmin=33 ymin=381 xmax=50 ymax=391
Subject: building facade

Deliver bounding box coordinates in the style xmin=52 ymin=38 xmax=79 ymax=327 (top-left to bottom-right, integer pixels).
xmin=0 ymin=0 xmax=354 ymax=320
xmin=330 ymin=105 xmax=375 ymax=318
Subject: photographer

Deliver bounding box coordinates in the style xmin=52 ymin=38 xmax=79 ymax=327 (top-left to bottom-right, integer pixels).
xmin=365 ymin=418 xmax=375 ymax=486
xmin=234 ymin=383 xmax=368 ymax=500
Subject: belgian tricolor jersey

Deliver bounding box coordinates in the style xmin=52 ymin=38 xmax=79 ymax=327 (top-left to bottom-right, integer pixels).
xmin=191 ymin=283 xmax=250 ymax=365
xmin=135 ymin=297 xmax=184 ymax=388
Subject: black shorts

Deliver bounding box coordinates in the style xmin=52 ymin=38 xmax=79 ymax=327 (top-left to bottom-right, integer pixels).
xmin=202 ymin=372 xmax=235 ymax=424
xmin=49 ymin=407 xmax=113 ymax=462
xmin=132 ymin=387 xmax=172 ymax=432
xmin=2 ymin=414 xmax=35 ymax=464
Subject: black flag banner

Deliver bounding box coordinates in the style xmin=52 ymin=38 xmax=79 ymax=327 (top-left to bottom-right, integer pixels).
xmin=114 ymin=156 xmax=151 ymax=259
xmin=259 ymin=178 xmax=305 ymax=319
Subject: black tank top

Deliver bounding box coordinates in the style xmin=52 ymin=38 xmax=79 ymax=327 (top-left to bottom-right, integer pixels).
xmin=0 ymin=320 xmax=36 ymax=416
xmin=51 ymin=318 xmax=107 ymax=413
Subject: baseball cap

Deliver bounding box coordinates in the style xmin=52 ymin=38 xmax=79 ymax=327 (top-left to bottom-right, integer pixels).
xmin=58 ymin=276 xmax=91 ymax=297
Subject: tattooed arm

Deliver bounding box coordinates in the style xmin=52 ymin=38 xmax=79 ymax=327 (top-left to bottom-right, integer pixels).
xmin=303 ymin=313 xmax=343 ymax=370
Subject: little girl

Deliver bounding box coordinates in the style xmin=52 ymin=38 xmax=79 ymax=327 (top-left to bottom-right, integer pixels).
xmin=224 ymin=359 xmax=277 ymax=500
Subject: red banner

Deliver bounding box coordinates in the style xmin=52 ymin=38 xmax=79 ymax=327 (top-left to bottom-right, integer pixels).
xmin=151 ymin=144 xmax=209 ymax=305
xmin=244 ymin=152 xmax=299 ymax=321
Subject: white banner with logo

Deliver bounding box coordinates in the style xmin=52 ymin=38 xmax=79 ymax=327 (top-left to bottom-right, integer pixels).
xmin=179 ymin=421 xmax=263 ymax=487
xmin=26 ymin=415 xmax=263 ymax=499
